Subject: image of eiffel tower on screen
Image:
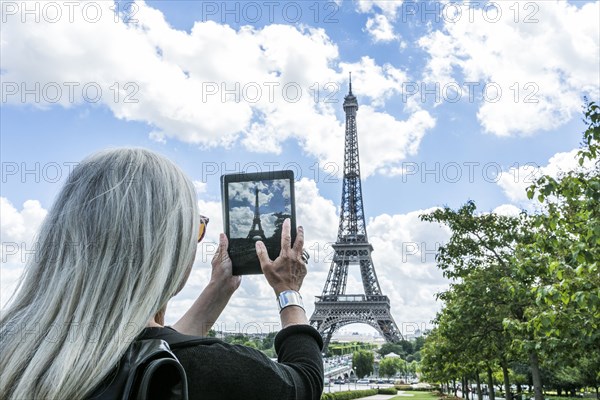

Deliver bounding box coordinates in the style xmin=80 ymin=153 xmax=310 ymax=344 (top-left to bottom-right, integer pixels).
xmin=227 ymin=179 xmax=292 ymax=269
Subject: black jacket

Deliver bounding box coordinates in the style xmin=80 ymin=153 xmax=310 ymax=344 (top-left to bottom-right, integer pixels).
xmin=137 ymin=324 xmax=324 ymax=400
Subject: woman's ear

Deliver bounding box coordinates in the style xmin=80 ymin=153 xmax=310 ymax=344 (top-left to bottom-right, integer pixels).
xmin=174 ymin=257 xmax=195 ymax=296
xmin=154 ymin=305 xmax=167 ymax=325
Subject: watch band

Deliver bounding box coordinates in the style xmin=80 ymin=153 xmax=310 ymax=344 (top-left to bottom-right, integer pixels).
xmin=277 ymin=290 xmax=304 ymax=313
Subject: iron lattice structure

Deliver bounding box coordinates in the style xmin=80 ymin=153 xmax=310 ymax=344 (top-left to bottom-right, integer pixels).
xmin=247 ymin=187 xmax=267 ymax=241
xmin=309 ymin=75 xmax=402 ymax=351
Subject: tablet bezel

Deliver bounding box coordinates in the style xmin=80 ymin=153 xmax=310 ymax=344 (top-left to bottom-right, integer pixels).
xmin=221 ymin=170 xmax=297 ymax=275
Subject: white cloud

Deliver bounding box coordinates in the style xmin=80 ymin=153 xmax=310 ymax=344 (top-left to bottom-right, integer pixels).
xmin=0 ymin=268 xmax=26 ymax=311
xmin=192 ymin=180 xmax=207 ymax=194
xmin=0 ymin=198 xmax=47 ymax=309
xmin=339 ymin=56 xmax=408 ymax=107
xmin=365 ymin=14 xmax=398 ymax=42
xmin=497 ymin=162 xmax=545 ymax=204
xmin=291 ymin=178 xmax=340 ymax=310
xmin=358 ymin=106 xmax=436 ymax=177
xmin=228 ymin=207 xmax=255 ymax=238
xmin=1 ymin=1 xmax=433 ymax=178
xmin=294 ymin=178 xmax=339 ymax=244
xmin=418 ymin=1 xmax=599 ymax=136
xmin=356 ymin=0 xmax=405 ymax=19
xmin=1 ymin=198 xmax=47 ymax=243
xmin=493 ymin=204 xmax=523 ymax=217
xmin=355 ymin=0 xmax=404 ymax=42
xmin=368 ymin=208 xmax=451 ymax=326
xmin=228 ymin=181 xmax=274 ymax=205
xmin=497 ymin=147 xmax=596 ymax=206
xmin=1 ymin=6 xmax=332 ymax=147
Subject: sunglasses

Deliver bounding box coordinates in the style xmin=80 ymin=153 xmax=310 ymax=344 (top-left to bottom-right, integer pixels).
xmin=198 ymin=215 xmax=209 ymax=242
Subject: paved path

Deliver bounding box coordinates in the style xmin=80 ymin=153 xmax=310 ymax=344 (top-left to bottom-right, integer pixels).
xmin=352 ymin=390 xmax=418 ymax=399
xmin=353 ymin=395 xmax=397 ymax=400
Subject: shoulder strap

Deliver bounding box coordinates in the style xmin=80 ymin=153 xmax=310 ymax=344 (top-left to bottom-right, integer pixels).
xmin=157 ymin=329 xmax=222 ymax=350
xmin=141 ymin=326 xmax=222 ymax=349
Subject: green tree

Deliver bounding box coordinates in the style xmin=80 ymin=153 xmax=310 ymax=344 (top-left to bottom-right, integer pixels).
xmin=421 ymin=327 xmax=464 ymax=395
xmin=379 ymin=357 xmax=399 ymax=378
xmin=225 ymin=333 xmax=247 ymax=345
xmin=261 ymin=331 xmax=277 ymax=350
xmin=518 ymin=100 xmax=600 ymax=399
xmin=421 ymin=202 xmax=536 ymax=400
xmin=352 ymin=350 xmax=374 ymax=378
xmin=421 ymin=99 xmax=600 ymax=400
xmin=413 ymin=337 xmax=426 ymax=353
xmin=378 ymin=343 xmax=406 ymax=358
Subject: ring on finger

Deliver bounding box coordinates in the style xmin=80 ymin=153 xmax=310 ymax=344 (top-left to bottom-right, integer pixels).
xmin=301 ymin=250 xmax=310 ymax=264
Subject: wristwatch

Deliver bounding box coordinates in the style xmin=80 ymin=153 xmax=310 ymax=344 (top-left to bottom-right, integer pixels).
xmin=277 ymin=290 xmax=304 ymax=313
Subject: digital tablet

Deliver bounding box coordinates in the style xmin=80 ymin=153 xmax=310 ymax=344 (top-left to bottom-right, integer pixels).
xmin=221 ymin=170 xmax=297 ymax=275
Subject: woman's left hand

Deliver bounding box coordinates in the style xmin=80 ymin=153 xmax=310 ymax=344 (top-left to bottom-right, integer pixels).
xmin=209 ymin=233 xmax=242 ymax=297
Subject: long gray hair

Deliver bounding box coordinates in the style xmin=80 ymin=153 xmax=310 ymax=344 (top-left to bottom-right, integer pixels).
xmin=0 ymin=148 xmax=199 ymax=399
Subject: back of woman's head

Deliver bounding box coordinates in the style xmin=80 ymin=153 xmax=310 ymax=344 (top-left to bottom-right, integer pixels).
xmin=0 ymin=148 xmax=199 ymax=400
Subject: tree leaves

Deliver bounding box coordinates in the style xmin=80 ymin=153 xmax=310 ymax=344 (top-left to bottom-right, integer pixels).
xmin=421 ymin=100 xmax=600 ymax=394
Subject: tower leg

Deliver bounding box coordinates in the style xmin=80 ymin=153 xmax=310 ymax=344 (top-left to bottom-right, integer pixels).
xmin=322 ymin=324 xmax=336 ymax=353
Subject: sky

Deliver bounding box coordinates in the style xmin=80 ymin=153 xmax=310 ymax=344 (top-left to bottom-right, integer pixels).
xmin=1 ymin=0 xmax=599 ymax=338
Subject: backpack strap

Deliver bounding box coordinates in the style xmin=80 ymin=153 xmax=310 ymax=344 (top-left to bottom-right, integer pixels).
xmin=135 ymin=355 xmax=188 ymax=400
xmin=88 ymin=339 xmax=187 ymax=400
xmin=154 ymin=328 xmax=222 ymax=350
xmin=88 ymin=328 xmax=218 ymax=400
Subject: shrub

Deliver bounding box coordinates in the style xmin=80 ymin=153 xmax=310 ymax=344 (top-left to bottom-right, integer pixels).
xmin=320 ymin=389 xmax=378 ymax=400
xmin=395 ymin=386 xmax=437 ymax=391
xmin=378 ymin=387 xmax=398 ymax=395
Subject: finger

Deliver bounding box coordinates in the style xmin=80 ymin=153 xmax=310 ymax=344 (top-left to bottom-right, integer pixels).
xmin=220 ymin=233 xmax=229 ymax=251
xmin=255 ymin=241 xmax=272 ymax=269
xmin=293 ymin=225 xmax=304 ymax=252
xmin=219 ymin=233 xmax=230 ymax=261
xmin=280 ymin=218 xmax=292 ymax=252
xmin=212 ymin=233 xmax=229 ymax=263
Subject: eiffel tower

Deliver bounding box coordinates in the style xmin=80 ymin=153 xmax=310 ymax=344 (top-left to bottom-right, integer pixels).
xmin=310 ymin=74 xmax=402 ymax=351
xmin=247 ymin=186 xmax=267 ymax=241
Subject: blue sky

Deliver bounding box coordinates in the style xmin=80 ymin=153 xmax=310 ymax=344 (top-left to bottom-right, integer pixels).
xmin=1 ymin=0 xmax=598 ymax=335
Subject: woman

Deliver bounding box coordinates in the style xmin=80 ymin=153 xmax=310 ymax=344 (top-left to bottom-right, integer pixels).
xmin=0 ymin=148 xmax=323 ymax=400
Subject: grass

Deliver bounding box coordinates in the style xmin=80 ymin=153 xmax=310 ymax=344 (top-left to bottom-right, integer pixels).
xmin=390 ymin=392 xmax=440 ymax=400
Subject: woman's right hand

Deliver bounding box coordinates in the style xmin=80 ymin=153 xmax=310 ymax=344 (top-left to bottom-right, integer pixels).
xmin=255 ymin=218 xmax=307 ymax=296
xmin=210 ymin=233 xmax=242 ymax=297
